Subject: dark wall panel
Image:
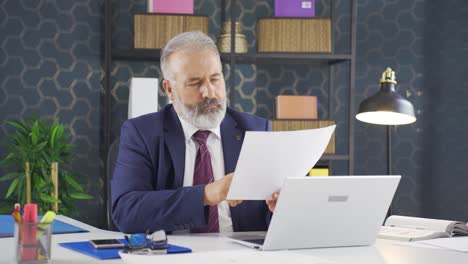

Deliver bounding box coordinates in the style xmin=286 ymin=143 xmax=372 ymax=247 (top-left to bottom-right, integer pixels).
xmin=422 ymin=0 xmax=468 ymax=220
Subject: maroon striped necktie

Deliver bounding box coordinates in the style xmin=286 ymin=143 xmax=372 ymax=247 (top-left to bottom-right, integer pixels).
xmin=191 ymin=130 xmax=219 ymax=233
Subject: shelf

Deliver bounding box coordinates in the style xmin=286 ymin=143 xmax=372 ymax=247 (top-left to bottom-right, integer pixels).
xmin=321 ymin=154 xmax=350 ymax=161
xmin=112 ymin=48 xmax=162 ymax=61
xmin=112 ymin=48 xmax=351 ymax=65
xmin=221 ymin=53 xmax=351 ymax=65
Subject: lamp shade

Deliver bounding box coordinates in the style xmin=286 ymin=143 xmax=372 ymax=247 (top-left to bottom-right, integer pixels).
xmin=356 ymin=68 xmax=416 ymax=125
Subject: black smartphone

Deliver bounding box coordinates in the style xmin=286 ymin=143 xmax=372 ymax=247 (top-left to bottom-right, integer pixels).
xmin=89 ymin=239 xmax=125 ymax=249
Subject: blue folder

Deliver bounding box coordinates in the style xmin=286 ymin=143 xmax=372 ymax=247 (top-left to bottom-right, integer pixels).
xmin=59 ymin=239 xmax=192 ymax=260
xmin=0 ymin=215 xmax=88 ymax=237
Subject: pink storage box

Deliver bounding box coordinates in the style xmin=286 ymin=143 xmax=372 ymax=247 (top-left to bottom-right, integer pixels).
xmin=275 ymin=0 xmax=315 ymax=17
xmin=147 ymin=0 xmax=194 ymax=14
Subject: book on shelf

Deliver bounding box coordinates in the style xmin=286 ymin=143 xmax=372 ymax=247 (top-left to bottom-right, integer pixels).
xmin=378 ymin=215 xmax=468 ymax=242
xmin=271 ymin=119 xmax=335 ymax=154
xmin=275 ymin=0 xmax=316 ymax=17
xmin=275 ymin=95 xmax=318 ymax=119
xmin=147 ymin=0 xmax=193 ymax=14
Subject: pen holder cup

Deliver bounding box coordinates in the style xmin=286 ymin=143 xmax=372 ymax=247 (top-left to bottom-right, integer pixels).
xmin=15 ymin=222 xmax=52 ymax=264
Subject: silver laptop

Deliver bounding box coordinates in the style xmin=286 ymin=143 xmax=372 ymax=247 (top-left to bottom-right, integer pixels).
xmin=228 ymin=175 xmax=401 ymax=251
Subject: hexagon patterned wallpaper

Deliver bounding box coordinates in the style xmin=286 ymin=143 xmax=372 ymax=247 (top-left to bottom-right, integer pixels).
xmin=0 ymin=0 xmax=103 ymax=226
xmin=1 ymin=0 xmax=467 ymax=227
xmin=355 ymin=0 xmax=426 ymax=217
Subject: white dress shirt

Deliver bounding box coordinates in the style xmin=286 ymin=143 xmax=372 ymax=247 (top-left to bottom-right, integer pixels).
xmin=179 ymin=118 xmax=234 ymax=233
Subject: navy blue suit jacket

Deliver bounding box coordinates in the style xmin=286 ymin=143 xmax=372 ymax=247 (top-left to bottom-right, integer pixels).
xmin=111 ymin=104 xmax=271 ymax=233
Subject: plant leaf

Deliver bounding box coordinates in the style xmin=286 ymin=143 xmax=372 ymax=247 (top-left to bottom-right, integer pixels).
xmin=0 ymin=153 xmax=16 ymax=166
xmin=5 ymin=178 xmax=19 ymax=198
xmin=56 ymin=125 xmax=64 ymax=141
xmin=0 ymin=204 xmax=13 ymax=214
xmin=33 ymin=141 xmax=48 ymax=152
xmin=0 ymin=172 xmax=22 ymax=182
xmin=39 ymin=194 xmax=61 ymax=203
xmin=7 ymin=120 xmax=28 ymax=133
xmin=35 ymin=175 xmax=47 ymax=189
xmin=30 ymin=133 xmax=37 ymax=145
xmin=70 ymin=193 xmax=93 ymax=199
xmin=50 ymin=126 xmax=59 ymax=148
xmin=64 ymin=174 xmax=83 ymax=192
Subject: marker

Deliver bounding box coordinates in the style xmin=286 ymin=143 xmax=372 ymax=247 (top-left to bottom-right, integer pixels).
xmin=23 ymin=204 xmax=38 ymax=223
xmin=36 ymin=211 xmax=56 ymax=239
xmin=11 ymin=211 xmax=22 ymax=223
xmin=11 ymin=203 xmax=22 ymax=223
xmin=22 ymin=203 xmax=38 ymax=261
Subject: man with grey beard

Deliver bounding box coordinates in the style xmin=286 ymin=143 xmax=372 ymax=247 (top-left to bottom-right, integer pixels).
xmin=111 ymin=32 xmax=278 ymax=234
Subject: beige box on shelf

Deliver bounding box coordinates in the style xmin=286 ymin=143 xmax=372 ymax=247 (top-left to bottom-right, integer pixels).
xmin=271 ymin=119 xmax=335 ymax=153
xmin=134 ymin=14 xmax=208 ymax=49
xmin=257 ymin=18 xmax=331 ymax=52
xmin=276 ymin=95 xmax=318 ymax=119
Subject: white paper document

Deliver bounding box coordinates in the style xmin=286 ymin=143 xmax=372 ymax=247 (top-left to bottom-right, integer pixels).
xmin=415 ymin=237 xmax=468 ymax=252
xmin=396 ymin=241 xmax=447 ymax=250
xmin=227 ymin=125 xmax=336 ymax=200
xmin=120 ymin=250 xmax=335 ymax=264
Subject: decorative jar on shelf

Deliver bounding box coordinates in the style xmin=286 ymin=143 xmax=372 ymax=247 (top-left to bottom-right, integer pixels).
xmin=216 ymin=21 xmax=248 ymax=53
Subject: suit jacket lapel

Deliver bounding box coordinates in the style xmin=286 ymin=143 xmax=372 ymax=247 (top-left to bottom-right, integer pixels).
xmin=163 ymin=106 xmax=185 ymax=188
xmin=221 ymin=110 xmax=246 ymax=231
xmin=221 ymin=112 xmax=244 ymax=175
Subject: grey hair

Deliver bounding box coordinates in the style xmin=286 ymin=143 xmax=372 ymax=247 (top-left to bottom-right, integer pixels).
xmin=160 ymin=31 xmax=220 ymax=82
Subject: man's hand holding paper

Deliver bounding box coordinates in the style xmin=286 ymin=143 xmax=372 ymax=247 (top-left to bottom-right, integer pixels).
xmin=266 ymin=192 xmax=280 ymax=212
xmin=203 ymin=173 xmax=243 ymax=207
xmin=227 ymin=125 xmax=336 ymax=200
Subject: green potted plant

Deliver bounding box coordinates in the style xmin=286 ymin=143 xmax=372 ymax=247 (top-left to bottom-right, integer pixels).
xmin=0 ymin=118 xmax=92 ymax=215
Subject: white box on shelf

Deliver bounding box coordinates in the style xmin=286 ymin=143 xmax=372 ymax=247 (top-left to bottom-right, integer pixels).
xmin=128 ymin=78 xmax=159 ymax=119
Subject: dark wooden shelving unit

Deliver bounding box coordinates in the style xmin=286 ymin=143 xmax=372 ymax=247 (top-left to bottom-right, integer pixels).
xmin=103 ymin=0 xmax=356 ymax=229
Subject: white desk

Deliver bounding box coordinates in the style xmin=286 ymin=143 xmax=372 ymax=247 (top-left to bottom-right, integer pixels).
xmin=1 ymin=215 xmax=467 ymax=263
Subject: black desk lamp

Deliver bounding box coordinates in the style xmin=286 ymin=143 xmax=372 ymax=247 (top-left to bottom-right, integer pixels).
xmin=355 ymin=67 xmax=416 ymax=216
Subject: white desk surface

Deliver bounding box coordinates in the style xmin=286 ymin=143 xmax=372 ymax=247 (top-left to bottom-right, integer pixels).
xmin=1 ymin=215 xmax=467 ymax=263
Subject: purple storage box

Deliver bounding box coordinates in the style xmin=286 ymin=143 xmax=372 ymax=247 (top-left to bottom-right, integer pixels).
xmin=148 ymin=0 xmax=194 ymax=14
xmin=275 ymin=0 xmax=315 ymax=17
